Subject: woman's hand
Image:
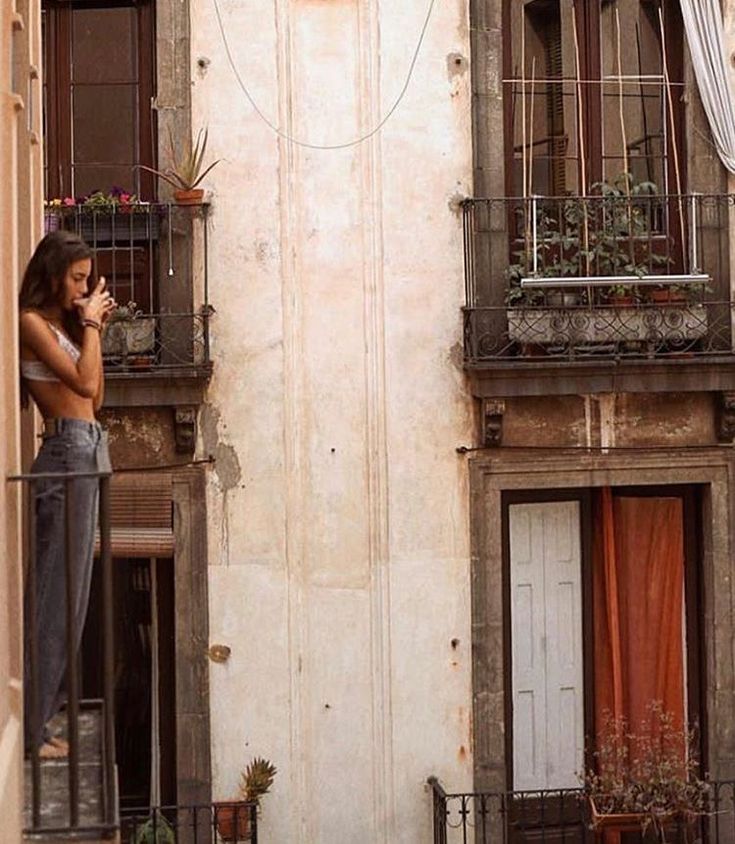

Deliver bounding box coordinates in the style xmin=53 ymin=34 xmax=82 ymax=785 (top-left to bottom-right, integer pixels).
xmin=75 ymin=276 xmax=116 ymax=325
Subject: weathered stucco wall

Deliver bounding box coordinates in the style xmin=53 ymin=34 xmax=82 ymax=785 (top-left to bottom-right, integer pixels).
xmin=190 ymin=1 xmax=474 ymax=841
xmin=1 ymin=0 xmax=43 ymax=836
xmin=500 ymin=393 xmax=718 ymax=449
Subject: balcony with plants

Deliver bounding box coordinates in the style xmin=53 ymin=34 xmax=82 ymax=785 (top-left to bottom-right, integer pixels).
xmin=43 ymin=131 xmax=218 ymax=406
xmin=462 ymin=178 xmax=735 ymax=396
xmin=429 ymin=702 xmax=720 ymax=843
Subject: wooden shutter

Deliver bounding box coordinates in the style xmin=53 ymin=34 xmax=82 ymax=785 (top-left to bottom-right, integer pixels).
xmin=544 ymin=8 xmax=567 ymax=195
xmin=509 ymin=501 xmax=584 ymax=790
xmin=95 ymin=472 xmax=173 ymax=558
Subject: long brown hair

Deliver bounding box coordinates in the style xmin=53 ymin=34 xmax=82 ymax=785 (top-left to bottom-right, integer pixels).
xmin=19 ymin=231 xmax=94 ymax=407
xmin=19 ymin=230 xmax=94 ymax=345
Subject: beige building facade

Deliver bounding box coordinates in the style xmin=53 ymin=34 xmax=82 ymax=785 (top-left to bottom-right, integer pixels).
xmin=17 ymin=0 xmax=735 ymax=841
xmin=461 ymin=5 xmax=735 ymax=842
xmin=191 ymin=1 xmax=475 ymax=840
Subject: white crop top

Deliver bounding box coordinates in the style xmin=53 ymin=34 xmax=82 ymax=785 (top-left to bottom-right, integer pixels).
xmin=20 ymin=322 xmax=81 ymax=382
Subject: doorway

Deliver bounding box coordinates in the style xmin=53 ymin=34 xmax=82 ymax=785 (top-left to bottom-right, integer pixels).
xmin=82 ymin=556 xmax=177 ymax=810
xmin=502 ymin=486 xmax=703 ymax=840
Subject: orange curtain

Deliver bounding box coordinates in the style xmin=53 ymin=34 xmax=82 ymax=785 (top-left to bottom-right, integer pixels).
xmin=593 ymin=487 xmax=686 ymax=733
xmin=592 ymin=489 xmax=686 ymax=841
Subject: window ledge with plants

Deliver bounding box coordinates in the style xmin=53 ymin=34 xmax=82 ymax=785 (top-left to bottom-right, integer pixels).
xmin=43 ymin=130 xmax=220 ymax=396
xmin=462 ymin=186 xmax=735 ymax=373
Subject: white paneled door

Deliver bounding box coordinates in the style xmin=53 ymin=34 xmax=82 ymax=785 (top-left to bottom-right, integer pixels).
xmin=509 ymin=501 xmax=584 ymax=791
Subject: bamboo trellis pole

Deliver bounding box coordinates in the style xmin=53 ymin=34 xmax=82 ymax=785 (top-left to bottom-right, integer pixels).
xmin=572 ymin=1 xmax=592 ymax=283
xmin=528 ymin=57 xmax=537 ymax=198
xmin=659 ymin=5 xmax=687 ymax=272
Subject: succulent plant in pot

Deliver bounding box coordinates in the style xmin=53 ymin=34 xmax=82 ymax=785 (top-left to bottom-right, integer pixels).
xmin=102 ymin=301 xmax=156 ymax=363
xmin=138 ymin=127 xmax=220 ymax=205
xmin=214 ymin=756 xmax=277 ymax=842
xmin=130 ymin=814 xmax=175 ymax=844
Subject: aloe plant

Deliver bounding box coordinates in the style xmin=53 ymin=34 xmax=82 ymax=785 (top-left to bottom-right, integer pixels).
xmin=238 ymin=757 xmax=277 ymax=805
xmin=139 ymin=127 xmax=220 ymax=192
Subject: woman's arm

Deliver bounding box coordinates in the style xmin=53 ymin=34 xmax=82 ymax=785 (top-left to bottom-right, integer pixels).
xmin=20 ymin=280 xmax=114 ymax=399
xmin=93 ymin=357 xmax=105 ymax=412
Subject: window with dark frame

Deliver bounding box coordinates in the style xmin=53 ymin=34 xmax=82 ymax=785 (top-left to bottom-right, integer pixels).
xmin=503 ymin=0 xmax=685 ymax=198
xmin=42 ymin=0 xmax=156 ymax=202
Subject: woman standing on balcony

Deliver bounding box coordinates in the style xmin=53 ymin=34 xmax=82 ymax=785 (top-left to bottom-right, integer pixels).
xmin=19 ymin=230 xmax=116 ymax=759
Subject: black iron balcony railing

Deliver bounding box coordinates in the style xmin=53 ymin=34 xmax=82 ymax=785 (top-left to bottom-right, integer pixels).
xmin=101 ymin=308 xmax=213 ymax=374
xmin=122 ymin=802 xmax=258 ymax=843
xmin=428 ymin=777 xmax=735 ymax=843
xmin=45 ymin=202 xmax=212 ymax=377
xmin=9 ymin=469 xmax=117 ymax=839
xmin=462 ymin=194 xmax=735 ymax=364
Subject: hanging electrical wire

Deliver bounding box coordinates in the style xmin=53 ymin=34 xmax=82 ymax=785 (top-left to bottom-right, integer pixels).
xmin=211 ymin=0 xmax=438 ymax=150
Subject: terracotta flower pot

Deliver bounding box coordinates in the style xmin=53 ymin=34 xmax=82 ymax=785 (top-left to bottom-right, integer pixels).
xmin=589 ymin=796 xmax=648 ymax=832
xmin=213 ymin=801 xmax=252 ymax=841
xmin=606 ymin=294 xmax=635 ymax=308
xmin=547 ymin=290 xmax=579 ymax=308
xmin=649 ymin=288 xmax=688 ymax=305
xmin=173 ymin=188 xmax=205 ymax=205
xmin=588 ymin=796 xmax=682 ymax=838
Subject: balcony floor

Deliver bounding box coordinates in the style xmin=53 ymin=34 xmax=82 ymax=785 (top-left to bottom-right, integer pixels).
xmin=23 ymin=701 xmax=116 ymax=840
xmin=466 ymin=354 xmax=735 ymax=397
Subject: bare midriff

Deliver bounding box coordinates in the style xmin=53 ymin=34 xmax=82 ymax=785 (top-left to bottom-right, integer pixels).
xmin=23 ymin=378 xmax=96 ymax=422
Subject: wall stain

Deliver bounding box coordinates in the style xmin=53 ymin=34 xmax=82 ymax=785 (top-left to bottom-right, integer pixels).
xmin=201 ymin=402 xmax=242 ymax=491
xmin=447 ymin=52 xmax=467 ymax=80
xmin=201 ymin=402 xmax=242 ymax=567
xmin=448 ymin=341 xmax=465 ymax=371
xmin=447 ymin=189 xmax=465 ymax=215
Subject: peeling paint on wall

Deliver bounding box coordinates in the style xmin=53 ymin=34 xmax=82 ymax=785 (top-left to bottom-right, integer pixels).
xmin=201 ymin=402 xmax=242 ymax=492
xmin=201 ymin=402 xmax=243 ymax=568
xmin=100 ymin=408 xmax=178 ymax=466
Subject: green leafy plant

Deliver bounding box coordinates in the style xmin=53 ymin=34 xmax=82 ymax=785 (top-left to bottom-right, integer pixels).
xmin=130 ymin=815 xmax=175 ymax=844
xmin=583 ymin=702 xmax=709 ymax=840
xmin=507 ymin=174 xmax=672 ymax=306
xmin=589 ymin=173 xmax=670 ymax=297
xmin=505 ymin=200 xmax=593 ymax=305
xmin=139 ymin=127 xmax=221 ymax=192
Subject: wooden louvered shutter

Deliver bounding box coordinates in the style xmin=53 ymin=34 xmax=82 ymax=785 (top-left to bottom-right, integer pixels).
xmin=545 ymin=13 xmax=567 ymax=196
xmin=95 ymin=472 xmax=174 ymax=558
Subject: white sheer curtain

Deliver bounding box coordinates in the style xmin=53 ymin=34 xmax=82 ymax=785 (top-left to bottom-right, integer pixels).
xmin=680 ymin=0 xmax=735 ymax=173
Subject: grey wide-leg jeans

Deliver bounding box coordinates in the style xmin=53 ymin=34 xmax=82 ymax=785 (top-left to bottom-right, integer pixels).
xmin=23 ymin=419 xmax=111 ymax=751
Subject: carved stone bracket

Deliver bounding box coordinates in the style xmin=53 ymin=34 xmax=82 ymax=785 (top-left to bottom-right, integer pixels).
xmin=717 ymin=392 xmax=735 ymax=443
xmin=174 ymin=406 xmax=197 ymax=454
xmin=482 ymin=399 xmax=506 ymax=448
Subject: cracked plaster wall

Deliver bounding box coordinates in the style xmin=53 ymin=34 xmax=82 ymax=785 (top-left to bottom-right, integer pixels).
xmin=190 ymin=1 xmax=474 ymax=842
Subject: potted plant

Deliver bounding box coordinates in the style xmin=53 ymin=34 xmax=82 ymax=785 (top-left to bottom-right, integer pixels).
xmin=214 ymin=756 xmax=277 ymax=842
xmin=583 ymin=703 xmax=709 ymax=841
xmin=648 ymin=286 xmax=688 ymax=305
xmin=45 ymin=188 xmax=160 ymax=242
xmin=138 ymin=127 xmax=220 ymax=205
xmin=102 ymin=301 xmax=156 ymax=364
xmin=130 ymin=814 xmax=175 ymax=844
xmin=648 ymin=280 xmax=710 ymax=306
xmin=605 ymin=282 xmax=637 ymax=308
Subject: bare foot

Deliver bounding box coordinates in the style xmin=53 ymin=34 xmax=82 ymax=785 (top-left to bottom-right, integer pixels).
xmin=38 ymin=738 xmax=68 ymax=759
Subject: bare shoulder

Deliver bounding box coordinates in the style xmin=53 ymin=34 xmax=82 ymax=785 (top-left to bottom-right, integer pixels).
xmin=19 ymin=310 xmax=54 ymax=347
xmin=20 ymin=309 xmax=46 ymax=325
